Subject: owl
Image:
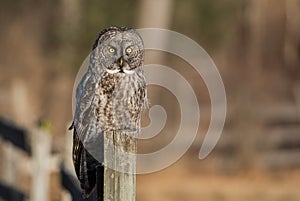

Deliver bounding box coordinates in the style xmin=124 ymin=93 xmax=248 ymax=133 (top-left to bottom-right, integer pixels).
xmin=69 ymin=26 xmax=147 ymax=198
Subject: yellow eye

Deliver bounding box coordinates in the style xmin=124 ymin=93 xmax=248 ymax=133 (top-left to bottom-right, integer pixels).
xmin=126 ymin=47 xmax=133 ymax=54
xmin=109 ymin=47 xmax=115 ymax=53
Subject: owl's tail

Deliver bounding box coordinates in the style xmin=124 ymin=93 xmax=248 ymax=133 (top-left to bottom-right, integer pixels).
xmin=71 ymin=126 xmax=104 ymax=200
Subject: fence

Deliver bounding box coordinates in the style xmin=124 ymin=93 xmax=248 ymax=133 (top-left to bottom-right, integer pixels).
xmin=0 ymin=118 xmax=83 ymax=201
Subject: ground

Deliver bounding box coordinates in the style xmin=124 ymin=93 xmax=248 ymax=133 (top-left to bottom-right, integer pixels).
xmin=137 ymin=156 xmax=300 ymax=201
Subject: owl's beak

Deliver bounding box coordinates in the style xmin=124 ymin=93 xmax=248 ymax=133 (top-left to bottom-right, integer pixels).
xmin=118 ymin=57 xmax=124 ymax=67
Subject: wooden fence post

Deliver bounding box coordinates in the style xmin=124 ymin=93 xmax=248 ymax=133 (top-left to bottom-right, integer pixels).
xmin=103 ymin=131 xmax=137 ymax=201
xmin=2 ymin=143 xmax=17 ymax=185
xmin=31 ymin=128 xmax=51 ymax=201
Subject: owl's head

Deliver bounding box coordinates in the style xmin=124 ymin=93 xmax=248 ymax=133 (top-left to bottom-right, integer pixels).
xmin=92 ymin=27 xmax=144 ymax=75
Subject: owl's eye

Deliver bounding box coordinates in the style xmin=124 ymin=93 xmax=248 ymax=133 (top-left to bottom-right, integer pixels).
xmin=126 ymin=47 xmax=133 ymax=54
xmin=108 ymin=47 xmax=115 ymax=53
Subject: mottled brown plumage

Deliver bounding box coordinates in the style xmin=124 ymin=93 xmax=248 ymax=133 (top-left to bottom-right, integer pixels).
xmin=70 ymin=27 xmax=147 ymax=198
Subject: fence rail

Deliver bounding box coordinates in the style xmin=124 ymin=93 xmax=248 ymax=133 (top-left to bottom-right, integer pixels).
xmin=0 ymin=118 xmax=84 ymax=201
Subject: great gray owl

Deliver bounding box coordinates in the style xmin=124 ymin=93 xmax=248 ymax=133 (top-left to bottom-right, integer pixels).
xmin=69 ymin=26 xmax=147 ymax=198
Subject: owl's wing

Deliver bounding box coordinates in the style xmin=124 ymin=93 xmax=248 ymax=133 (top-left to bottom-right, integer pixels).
xmin=74 ymin=69 xmax=102 ymax=147
xmin=71 ymin=69 xmax=104 ymax=197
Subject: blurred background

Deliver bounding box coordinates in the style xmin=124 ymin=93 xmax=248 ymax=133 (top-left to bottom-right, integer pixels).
xmin=0 ymin=0 xmax=300 ymax=201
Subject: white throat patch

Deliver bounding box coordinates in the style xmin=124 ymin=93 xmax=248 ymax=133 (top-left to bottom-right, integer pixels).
xmin=106 ymin=69 xmax=120 ymax=74
xmin=123 ymin=69 xmax=135 ymax=75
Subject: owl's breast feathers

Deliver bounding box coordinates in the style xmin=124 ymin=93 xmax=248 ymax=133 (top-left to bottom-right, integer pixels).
xmin=95 ymin=71 xmax=147 ymax=131
xmin=71 ymin=70 xmax=146 ymax=198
